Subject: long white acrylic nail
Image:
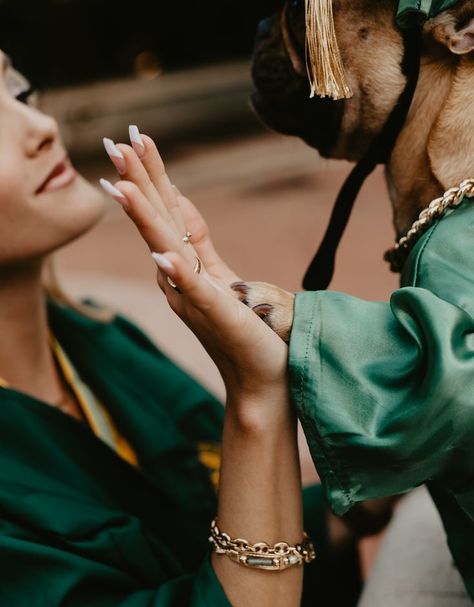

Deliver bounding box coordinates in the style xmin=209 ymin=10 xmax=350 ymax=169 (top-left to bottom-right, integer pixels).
xmin=99 ymin=178 xmax=128 ymax=207
xmin=151 ymin=252 xmax=175 ymax=272
xmin=129 ymin=125 xmax=145 ymax=157
xmin=103 ymin=137 xmax=126 ymax=174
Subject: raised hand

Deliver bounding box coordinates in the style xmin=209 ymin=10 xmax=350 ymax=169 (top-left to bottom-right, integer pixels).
xmin=102 ymin=130 xmax=238 ymax=284
xmin=100 ymin=128 xmax=288 ymax=398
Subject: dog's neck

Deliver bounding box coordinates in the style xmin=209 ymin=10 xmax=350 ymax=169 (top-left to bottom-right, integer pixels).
xmin=387 ymin=55 xmax=462 ymax=236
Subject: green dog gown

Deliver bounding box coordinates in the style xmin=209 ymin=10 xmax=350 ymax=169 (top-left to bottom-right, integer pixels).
xmin=289 ymin=194 xmax=474 ymax=600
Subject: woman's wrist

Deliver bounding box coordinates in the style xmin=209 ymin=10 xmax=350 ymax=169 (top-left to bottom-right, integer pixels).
xmin=215 ymin=379 xmax=303 ymax=607
xmin=225 ymin=386 xmax=294 ymax=434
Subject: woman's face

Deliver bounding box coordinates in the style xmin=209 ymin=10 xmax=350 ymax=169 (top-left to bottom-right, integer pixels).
xmin=0 ymin=51 xmax=105 ymax=266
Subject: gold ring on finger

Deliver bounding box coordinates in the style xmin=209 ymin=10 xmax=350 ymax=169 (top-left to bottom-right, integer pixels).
xmin=182 ymin=231 xmax=192 ymax=245
xmin=167 ymin=279 xmax=182 ymax=294
xmin=193 ymin=256 xmax=202 ymax=275
xmin=167 ymin=256 xmax=203 ymax=293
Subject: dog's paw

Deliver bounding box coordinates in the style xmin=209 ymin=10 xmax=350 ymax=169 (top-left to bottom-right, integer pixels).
xmin=231 ymin=281 xmax=295 ymax=343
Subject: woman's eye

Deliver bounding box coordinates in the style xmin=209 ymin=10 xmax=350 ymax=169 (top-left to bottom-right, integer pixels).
xmin=16 ymin=87 xmax=36 ymax=104
xmin=5 ymin=67 xmax=36 ymax=105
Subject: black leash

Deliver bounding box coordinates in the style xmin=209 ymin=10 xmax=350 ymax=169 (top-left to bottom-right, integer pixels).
xmin=302 ymin=27 xmax=422 ymax=291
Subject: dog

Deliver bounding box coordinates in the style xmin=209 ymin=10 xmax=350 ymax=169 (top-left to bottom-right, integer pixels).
xmin=233 ymin=0 xmax=474 ymax=342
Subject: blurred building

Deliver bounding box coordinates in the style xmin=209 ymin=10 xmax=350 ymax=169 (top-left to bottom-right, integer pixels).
xmin=0 ymin=0 xmax=277 ymax=87
xmin=0 ymin=0 xmax=279 ymax=157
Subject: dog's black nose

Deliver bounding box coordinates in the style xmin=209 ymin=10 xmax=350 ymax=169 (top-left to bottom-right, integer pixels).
xmin=257 ymin=17 xmax=272 ymax=37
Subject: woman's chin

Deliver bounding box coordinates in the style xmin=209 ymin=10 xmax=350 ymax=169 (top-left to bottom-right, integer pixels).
xmin=50 ymin=177 xmax=108 ymax=245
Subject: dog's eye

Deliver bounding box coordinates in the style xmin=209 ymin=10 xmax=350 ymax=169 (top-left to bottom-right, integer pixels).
xmin=289 ymin=0 xmax=305 ymax=15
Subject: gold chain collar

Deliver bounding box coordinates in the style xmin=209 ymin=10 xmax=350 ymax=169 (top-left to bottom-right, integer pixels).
xmin=385 ymin=178 xmax=474 ymax=273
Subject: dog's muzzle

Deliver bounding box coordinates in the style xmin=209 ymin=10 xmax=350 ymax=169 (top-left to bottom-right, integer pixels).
xmin=251 ymin=7 xmax=344 ymax=156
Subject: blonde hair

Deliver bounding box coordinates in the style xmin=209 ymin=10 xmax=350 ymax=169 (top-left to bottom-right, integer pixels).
xmin=43 ymin=258 xmax=115 ymax=323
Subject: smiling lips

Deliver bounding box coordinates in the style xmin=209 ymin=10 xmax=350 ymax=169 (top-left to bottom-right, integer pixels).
xmin=36 ymin=158 xmax=77 ymax=195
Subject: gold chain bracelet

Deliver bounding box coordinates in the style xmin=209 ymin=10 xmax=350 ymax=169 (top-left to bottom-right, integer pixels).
xmin=385 ymin=178 xmax=474 ymax=273
xmin=209 ymin=519 xmax=316 ymax=571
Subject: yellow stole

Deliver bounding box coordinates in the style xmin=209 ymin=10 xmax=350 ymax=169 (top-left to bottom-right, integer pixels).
xmin=50 ymin=337 xmax=139 ymax=468
xmin=0 ymin=339 xmax=138 ymax=468
xmin=0 ymin=338 xmax=221 ymax=488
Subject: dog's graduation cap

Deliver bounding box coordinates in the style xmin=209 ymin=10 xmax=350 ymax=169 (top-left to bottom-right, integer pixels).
xmin=397 ymin=0 xmax=461 ymax=27
xmin=303 ymin=0 xmax=463 ymax=289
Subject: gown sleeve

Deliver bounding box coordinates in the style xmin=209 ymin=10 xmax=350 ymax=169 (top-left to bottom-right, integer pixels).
xmin=0 ymin=516 xmax=230 ymax=607
xmin=118 ymin=558 xmax=229 ymax=607
xmin=289 ymin=287 xmax=474 ymax=516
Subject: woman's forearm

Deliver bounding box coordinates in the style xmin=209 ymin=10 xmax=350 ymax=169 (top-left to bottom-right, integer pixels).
xmin=110 ymin=140 xmax=308 ymax=604
xmin=212 ymin=392 xmax=304 ymax=607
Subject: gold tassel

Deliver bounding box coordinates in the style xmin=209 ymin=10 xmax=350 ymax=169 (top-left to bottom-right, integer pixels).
xmin=305 ymin=0 xmax=353 ymax=100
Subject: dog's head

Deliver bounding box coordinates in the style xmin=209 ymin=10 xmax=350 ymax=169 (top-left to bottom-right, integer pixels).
xmin=252 ymin=0 xmax=474 ymax=232
xmin=252 ymin=0 xmax=407 ymax=160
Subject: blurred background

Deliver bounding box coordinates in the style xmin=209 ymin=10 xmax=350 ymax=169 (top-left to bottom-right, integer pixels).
xmin=2 ymin=0 xmax=400 ymax=572
xmin=1 ymin=0 xmax=399 ymax=470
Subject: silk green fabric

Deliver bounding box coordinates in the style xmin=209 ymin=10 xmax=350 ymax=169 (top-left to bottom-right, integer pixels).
xmin=289 ymin=197 xmax=474 ymax=600
xmin=397 ymin=0 xmax=461 ymax=27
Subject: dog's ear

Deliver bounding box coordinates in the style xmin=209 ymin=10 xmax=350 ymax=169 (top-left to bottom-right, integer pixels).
xmin=449 ymin=19 xmax=474 ymax=53
xmin=426 ymin=6 xmax=474 ymax=188
xmin=430 ymin=10 xmax=474 ymax=54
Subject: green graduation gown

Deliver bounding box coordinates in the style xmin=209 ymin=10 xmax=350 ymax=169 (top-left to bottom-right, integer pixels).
xmin=0 ymin=306 xmax=230 ymax=606
xmin=0 ymin=301 xmax=356 ymax=606
xmin=396 ymin=0 xmax=461 ymax=27
xmin=289 ymin=196 xmax=474 ymax=600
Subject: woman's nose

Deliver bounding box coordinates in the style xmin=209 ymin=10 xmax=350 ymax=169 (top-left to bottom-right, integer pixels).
xmin=24 ymin=106 xmax=59 ymax=157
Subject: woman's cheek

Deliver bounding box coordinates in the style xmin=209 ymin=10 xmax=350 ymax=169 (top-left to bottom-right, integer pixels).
xmin=0 ymin=195 xmax=36 ymax=263
xmin=27 ymin=176 xmax=106 ymax=254
xmin=0 ymin=168 xmax=29 ymax=220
